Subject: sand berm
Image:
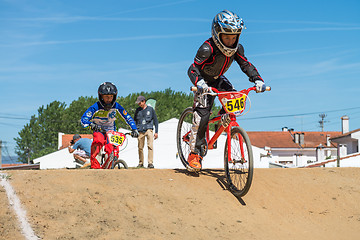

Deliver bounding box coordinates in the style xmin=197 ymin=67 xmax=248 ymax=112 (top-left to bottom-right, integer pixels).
xmin=1 ymin=167 xmax=360 ymax=240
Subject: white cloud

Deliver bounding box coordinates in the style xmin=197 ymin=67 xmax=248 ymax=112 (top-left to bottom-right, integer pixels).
xmin=0 ymin=32 xmax=209 ymax=47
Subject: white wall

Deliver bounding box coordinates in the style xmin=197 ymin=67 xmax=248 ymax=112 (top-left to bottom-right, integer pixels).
xmin=119 ymin=119 xmax=240 ymax=169
xmin=33 ymin=149 xmax=76 ymax=169
xmin=324 ymin=154 xmax=360 ymax=167
xmin=68 ymin=118 xmax=272 ymax=169
xmin=340 ymin=155 xmax=360 ymax=167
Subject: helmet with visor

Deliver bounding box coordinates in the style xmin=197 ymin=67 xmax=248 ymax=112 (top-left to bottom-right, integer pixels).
xmin=211 ymin=10 xmax=245 ymax=57
xmin=98 ymin=82 xmax=118 ymax=111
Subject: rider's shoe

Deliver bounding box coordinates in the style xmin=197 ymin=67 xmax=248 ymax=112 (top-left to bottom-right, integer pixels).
xmin=187 ymin=152 xmax=202 ymax=170
xmin=80 ymin=162 xmax=91 ymax=169
xmin=148 ymin=164 xmax=154 ymax=169
xmin=137 ymin=164 xmax=144 ymax=168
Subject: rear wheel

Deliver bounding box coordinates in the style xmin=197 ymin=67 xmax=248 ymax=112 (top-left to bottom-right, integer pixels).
xmin=112 ymin=159 xmax=128 ymax=169
xmin=224 ymin=126 xmax=253 ymax=197
xmin=176 ymin=107 xmax=194 ymax=168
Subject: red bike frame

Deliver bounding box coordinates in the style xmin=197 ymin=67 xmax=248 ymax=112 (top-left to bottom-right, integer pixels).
xmin=99 ymin=130 xmax=128 ymax=169
xmin=199 ymin=86 xmax=258 ymax=163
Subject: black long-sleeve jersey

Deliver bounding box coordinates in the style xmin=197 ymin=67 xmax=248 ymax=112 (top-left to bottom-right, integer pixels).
xmin=188 ymin=38 xmax=263 ymax=86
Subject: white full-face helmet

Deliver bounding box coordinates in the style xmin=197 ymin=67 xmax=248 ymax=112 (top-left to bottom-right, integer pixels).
xmin=211 ymin=10 xmax=245 ymax=57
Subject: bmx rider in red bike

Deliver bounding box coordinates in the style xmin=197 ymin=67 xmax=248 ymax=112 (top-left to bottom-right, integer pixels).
xmin=187 ymin=10 xmax=267 ymax=170
xmin=81 ymin=82 xmax=139 ymax=169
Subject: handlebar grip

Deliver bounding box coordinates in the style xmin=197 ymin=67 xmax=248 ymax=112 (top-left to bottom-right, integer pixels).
xmin=190 ymin=86 xmax=197 ymax=92
xmin=265 ymin=86 xmax=271 ymax=91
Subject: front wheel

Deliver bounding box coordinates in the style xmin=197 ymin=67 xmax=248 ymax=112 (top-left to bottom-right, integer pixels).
xmin=112 ymin=159 xmax=128 ymax=169
xmin=224 ymin=126 xmax=254 ymax=197
xmin=176 ymin=107 xmax=194 ymax=168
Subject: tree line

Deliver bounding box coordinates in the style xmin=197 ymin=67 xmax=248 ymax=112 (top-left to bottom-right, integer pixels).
xmin=14 ymin=88 xmax=220 ymax=163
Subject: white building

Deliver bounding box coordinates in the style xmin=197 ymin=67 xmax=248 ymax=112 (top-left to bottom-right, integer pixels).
xmin=305 ymin=116 xmax=360 ymax=168
xmin=247 ymin=130 xmax=341 ymax=167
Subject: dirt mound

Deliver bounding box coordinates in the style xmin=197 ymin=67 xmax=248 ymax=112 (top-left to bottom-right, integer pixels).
xmin=1 ymin=168 xmax=360 ymax=240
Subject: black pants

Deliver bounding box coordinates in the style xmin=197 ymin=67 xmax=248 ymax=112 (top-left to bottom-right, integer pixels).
xmin=193 ymin=76 xmax=235 ymax=152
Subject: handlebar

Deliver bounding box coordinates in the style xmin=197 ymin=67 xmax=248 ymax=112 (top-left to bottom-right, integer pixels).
xmin=190 ymin=85 xmax=271 ymax=95
xmin=98 ymin=128 xmax=132 ymax=136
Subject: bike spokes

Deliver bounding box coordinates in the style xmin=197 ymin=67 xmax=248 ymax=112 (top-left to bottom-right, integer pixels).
xmin=180 ymin=125 xmax=191 ymax=161
xmin=224 ymin=127 xmax=253 ymax=197
xmin=177 ymin=107 xmax=194 ymax=169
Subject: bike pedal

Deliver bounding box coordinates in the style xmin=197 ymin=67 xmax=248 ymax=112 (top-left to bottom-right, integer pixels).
xmin=186 ymin=165 xmax=196 ymax=172
xmin=186 ymin=165 xmax=201 ymax=173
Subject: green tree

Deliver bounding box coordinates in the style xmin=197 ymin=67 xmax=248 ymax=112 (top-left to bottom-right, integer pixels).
xmin=15 ymin=101 xmax=67 ymax=162
xmin=62 ymin=96 xmax=97 ymax=134
xmin=118 ymin=88 xmax=220 ymax=130
xmin=117 ymin=88 xmax=195 ymax=123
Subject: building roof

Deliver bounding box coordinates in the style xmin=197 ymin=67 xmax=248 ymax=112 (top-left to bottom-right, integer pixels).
xmin=247 ymin=131 xmax=342 ymax=149
xmin=329 ymin=128 xmax=360 ymax=141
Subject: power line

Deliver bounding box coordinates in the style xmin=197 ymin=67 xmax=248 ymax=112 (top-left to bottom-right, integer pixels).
xmin=242 ymin=106 xmax=360 ymax=120
xmin=0 ymin=116 xmax=30 ymax=120
xmin=0 ymin=121 xmax=25 ymax=127
xmin=1 ymin=141 xmax=18 ymax=164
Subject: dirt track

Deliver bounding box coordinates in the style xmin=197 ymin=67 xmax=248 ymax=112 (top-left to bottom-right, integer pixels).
xmin=1 ymin=168 xmax=360 ymax=240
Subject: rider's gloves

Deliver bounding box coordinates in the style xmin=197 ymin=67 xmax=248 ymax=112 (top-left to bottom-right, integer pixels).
xmin=131 ymin=129 xmax=139 ymax=138
xmin=255 ymin=80 xmax=266 ymax=93
xmin=196 ymin=79 xmax=209 ymax=93
xmin=90 ymin=123 xmax=101 ymax=132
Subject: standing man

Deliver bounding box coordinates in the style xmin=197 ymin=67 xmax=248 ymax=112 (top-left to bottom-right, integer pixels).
xmin=134 ymin=96 xmax=159 ymax=169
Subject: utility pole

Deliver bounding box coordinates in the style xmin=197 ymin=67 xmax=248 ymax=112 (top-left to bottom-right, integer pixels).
xmin=24 ymin=147 xmax=31 ymax=165
xmin=0 ymin=140 xmax=2 ymax=167
xmin=318 ymin=113 xmax=327 ymax=132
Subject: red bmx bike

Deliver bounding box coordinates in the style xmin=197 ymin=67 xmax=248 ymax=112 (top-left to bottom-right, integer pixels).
xmin=176 ymin=85 xmax=270 ymax=197
xmin=97 ymin=130 xmax=129 ymax=169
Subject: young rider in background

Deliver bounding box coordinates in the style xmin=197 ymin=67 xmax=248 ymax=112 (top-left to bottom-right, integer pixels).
xmin=81 ymin=82 xmax=139 ymax=169
xmin=187 ymin=10 xmax=267 ymax=170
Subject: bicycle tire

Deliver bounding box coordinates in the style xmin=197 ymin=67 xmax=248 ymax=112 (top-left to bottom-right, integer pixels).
xmin=224 ymin=126 xmax=254 ymax=197
xmin=112 ymin=159 xmax=128 ymax=169
xmin=176 ymin=107 xmax=194 ymax=168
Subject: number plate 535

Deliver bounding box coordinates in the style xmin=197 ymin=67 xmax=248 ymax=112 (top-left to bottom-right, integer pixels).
xmin=108 ymin=133 xmax=125 ymax=146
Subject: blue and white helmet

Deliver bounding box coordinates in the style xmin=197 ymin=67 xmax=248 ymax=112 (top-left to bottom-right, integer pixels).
xmin=211 ymin=10 xmax=245 ymax=57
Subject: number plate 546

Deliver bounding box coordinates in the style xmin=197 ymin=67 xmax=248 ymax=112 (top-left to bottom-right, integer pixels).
xmin=225 ymin=95 xmax=246 ymax=113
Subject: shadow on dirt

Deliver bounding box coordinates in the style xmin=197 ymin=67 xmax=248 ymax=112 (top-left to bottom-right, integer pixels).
xmin=174 ymin=168 xmax=246 ymax=206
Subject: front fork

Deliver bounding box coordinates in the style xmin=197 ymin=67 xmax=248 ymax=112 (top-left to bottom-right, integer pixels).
xmin=226 ymin=115 xmax=244 ymax=163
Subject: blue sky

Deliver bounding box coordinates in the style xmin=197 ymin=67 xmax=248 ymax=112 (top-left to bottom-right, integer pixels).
xmin=1 ymin=0 xmax=360 ymax=157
